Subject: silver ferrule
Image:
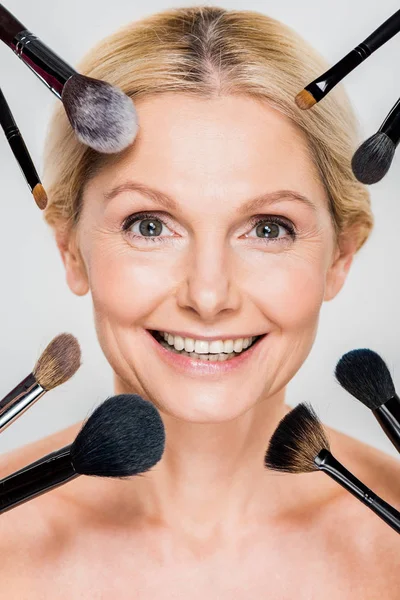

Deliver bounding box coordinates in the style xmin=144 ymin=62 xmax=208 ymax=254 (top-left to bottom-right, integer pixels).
xmin=12 ymin=30 xmax=75 ymax=99
xmin=0 ymin=373 xmax=45 ymax=432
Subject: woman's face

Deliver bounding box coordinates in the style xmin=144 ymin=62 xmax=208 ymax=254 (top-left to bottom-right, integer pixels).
xmin=64 ymin=93 xmax=353 ymax=422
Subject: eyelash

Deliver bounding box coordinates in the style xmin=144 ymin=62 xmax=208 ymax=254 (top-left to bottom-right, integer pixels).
xmin=121 ymin=211 xmax=297 ymax=244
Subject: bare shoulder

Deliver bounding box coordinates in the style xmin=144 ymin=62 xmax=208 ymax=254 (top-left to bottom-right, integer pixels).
xmin=326 ymin=424 xmax=400 ymax=504
xmin=0 ymin=422 xmax=81 ymax=478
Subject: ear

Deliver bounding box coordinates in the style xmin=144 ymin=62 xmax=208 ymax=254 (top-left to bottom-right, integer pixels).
xmin=55 ymin=223 xmax=89 ymax=296
xmin=324 ymin=228 xmax=359 ymax=302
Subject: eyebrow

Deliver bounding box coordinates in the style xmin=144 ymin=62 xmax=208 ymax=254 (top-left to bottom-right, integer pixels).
xmin=103 ymin=181 xmax=317 ymax=213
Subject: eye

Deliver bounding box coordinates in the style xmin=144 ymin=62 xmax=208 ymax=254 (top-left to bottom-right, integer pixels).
xmin=246 ymin=217 xmax=296 ymax=241
xmin=123 ymin=212 xmax=174 ymax=239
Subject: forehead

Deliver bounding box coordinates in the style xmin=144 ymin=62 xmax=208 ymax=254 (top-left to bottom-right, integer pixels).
xmin=89 ymin=93 xmax=327 ymax=210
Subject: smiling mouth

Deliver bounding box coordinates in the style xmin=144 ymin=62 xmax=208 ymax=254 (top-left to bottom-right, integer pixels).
xmin=149 ymin=330 xmax=265 ymax=361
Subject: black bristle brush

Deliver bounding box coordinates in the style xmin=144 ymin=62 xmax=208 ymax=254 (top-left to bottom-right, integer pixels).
xmin=295 ymin=8 xmax=400 ymax=110
xmin=265 ymin=403 xmax=400 ymax=534
xmin=0 ymin=3 xmax=138 ymax=154
xmin=351 ymin=99 xmax=400 ymax=184
xmin=0 ymin=394 xmax=165 ymax=514
xmin=0 ymin=334 xmax=81 ymax=433
xmin=0 ymin=86 xmax=47 ymax=209
xmin=335 ymin=349 xmax=400 ymax=454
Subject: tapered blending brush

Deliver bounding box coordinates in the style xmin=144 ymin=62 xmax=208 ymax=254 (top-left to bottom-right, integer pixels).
xmin=0 ymin=87 xmax=47 ymax=209
xmin=0 ymin=3 xmax=138 ymax=153
xmin=265 ymin=403 xmax=400 ymax=534
xmin=0 ymin=334 xmax=81 ymax=433
xmin=0 ymin=394 xmax=166 ymax=514
xmin=335 ymin=349 xmax=400 ymax=454
xmin=351 ymin=98 xmax=400 ymax=184
xmin=295 ymin=8 xmax=400 ymax=110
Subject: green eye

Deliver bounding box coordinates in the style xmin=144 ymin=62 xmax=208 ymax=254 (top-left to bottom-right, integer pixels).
xmin=255 ymin=222 xmax=280 ymax=238
xmin=138 ymin=218 xmax=163 ymax=237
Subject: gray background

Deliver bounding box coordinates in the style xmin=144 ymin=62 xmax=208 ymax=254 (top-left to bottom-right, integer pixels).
xmin=0 ymin=0 xmax=399 ymax=457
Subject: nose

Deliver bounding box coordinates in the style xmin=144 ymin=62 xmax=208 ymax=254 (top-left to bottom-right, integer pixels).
xmin=176 ymin=238 xmax=242 ymax=321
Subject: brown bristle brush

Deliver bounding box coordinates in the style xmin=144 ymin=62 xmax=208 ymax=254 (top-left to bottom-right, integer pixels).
xmin=0 ymin=333 xmax=81 ymax=433
xmin=0 ymin=87 xmax=47 ymax=209
xmin=295 ymin=8 xmax=400 ymax=110
xmin=265 ymin=403 xmax=400 ymax=534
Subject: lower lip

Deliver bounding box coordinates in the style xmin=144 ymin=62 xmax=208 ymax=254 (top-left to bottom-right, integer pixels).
xmin=144 ymin=330 xmax=267 ymax=377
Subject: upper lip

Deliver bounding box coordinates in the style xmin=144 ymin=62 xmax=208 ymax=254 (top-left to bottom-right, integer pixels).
xmin=149 ymin=329 xmax=268 ymax=342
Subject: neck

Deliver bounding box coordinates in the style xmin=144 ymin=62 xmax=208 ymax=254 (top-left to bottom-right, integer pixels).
xmin=113 ymin=377 xmax=313 ymax=537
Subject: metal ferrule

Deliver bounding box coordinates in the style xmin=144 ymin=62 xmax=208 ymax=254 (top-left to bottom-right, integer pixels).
xmin=0 ymin=373 xmax=45 ymax=432
xmin=11 ymin=30 xmax=75 ymax=98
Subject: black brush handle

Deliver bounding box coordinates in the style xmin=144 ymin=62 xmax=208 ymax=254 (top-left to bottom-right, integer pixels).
xmin=376 ymin=97 xmax=400 ymax=145
xmin=0 ymin=4 xmax=25 ymax=44
xmin=0 ymin=445 xmax=77 ymax=515
xmin=363 ymin=9 xmax=400 ymax=52
xmin=0 ymin=4 xmax=76 ymax=99
xmin=10 ymin=31 xmax=76 ymax=99
xmin=373 ymin=395 xmax=400 ymax=454
xmin=305 ymin=9 xmax=400 ymax=102
xmin=315 ymin=449 xmax=400 ymax=534
xmin=0 ymin=88 xmax=41 ymax=191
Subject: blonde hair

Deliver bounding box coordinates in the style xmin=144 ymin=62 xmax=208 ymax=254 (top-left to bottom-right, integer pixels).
xmin=43 ymin=5 xmax=373 ymax=250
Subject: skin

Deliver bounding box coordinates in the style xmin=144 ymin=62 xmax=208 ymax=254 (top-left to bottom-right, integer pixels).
xmin=0 ymin=93 xmax=399 ymax=598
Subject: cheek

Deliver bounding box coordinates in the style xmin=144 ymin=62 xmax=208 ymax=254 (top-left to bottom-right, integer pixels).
xmin=86 ymin=244 xmax=175 ymax=325
xmin=249 ymin=254 xmax=327 ymax=329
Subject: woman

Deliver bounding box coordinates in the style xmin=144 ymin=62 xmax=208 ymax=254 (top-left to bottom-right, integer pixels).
xmin=0 ymin=6 xmax=399 ymax=598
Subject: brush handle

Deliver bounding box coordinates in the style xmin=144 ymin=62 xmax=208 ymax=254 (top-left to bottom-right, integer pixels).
xmin=10 ymin=31 xmax=76 ymax=99
xmin=377 ymin=97 xmax=400 ymax=145
xmin=362 ymin=9 xmax=400 ymax=52
xmin=374 ymin=395 xmax=400 ymax=454
xmin=0 ymin=4 xmax=25 ymax=44
xmin=0 ymin=88 xmax=41 ymax=191
xmin=0 ymin=445 xmax=77 ymax=514
xmin=305 ymin=9 xmax=400 ymax=102
xmin=0 ymin=373 xmax=45 ymax=433
xmin=315 ymin=449 xmax=400 ymax=534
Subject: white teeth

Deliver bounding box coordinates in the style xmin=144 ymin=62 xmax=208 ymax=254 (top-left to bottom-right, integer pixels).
xmin=173 ymin=335 xmax=185 ymax=351
xmin=233 ymin=339 xmax=243 ymax=353
xmin=194 ymin=340 xmax=209 ymax=354
xmin=184 ymin=337 xmax=195 ymax=352
xmin=209 ymin=340 xmax=224 ymax=354
xmin=158 ymin=332 xmax=259 ymax=357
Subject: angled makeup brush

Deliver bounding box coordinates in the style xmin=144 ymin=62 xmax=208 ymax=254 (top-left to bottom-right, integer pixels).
xmin=0 ymin=86 xmax=47 ymax=209
xmin=0 ymin=3 xmax=138 ymax=153
xmin=351 ymin=99 xmax=400 ymax=184
xmin=295 ymin=8 xmax=400 ymax=110
xmin=0 ymin=394 xmax=165 ymax=514
xmin=0 ymin=334 xmax=81 ymax=433
xmin=265 ymin=403 xmax=400 ymax=534
xmin=335 ymin=349 xmax=400 ymax=454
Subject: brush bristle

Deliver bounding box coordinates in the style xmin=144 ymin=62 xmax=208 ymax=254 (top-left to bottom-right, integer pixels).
xmin=33 ymin=333 xmax=81 ymax=390
xmin=351 ymin=132 xmax=395 ymax=184
xmin=61 ymin=74 xmax=138 ymax=154
xmin=335 ymin=348 xmax=395 ymax=410
xmin=295 ymin=89 xmax=317 ymax=110
xmin=0 ymin=5 xmax=25 ymax=45
xmin=32 ymin=183 xmax=48 ymax=210
xmin=71 ymin=394 xmax=165 ymax=477
xmin=265 ymin=403 xmax=329 ymax=474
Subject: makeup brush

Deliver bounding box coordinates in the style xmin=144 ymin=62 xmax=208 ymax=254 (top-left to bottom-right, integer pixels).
xmin=0 ymin=3 xmax=138 ymax=153
xmin=335 ymin=349 xmax=400 ymax=454
xmin=265 ymin=403 xmax=400 ymax=534
xmin=0 ymin=394 xmax=165 ymax=514
xmin=0 ymin=87 xmax=47 ymax=209
xmin=351 ymin=98 xmax=400 ymax=184
xmin=0 ymin=333 xmax=81 ymax=433
xmin=295 ymin=8 xmax=400 ymax=110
